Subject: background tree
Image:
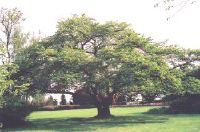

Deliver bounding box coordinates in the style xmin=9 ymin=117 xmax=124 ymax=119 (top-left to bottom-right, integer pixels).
xmin=0 ymin=8 xmax=25 ymax=63
xmin=153 ymin=44 xmax=200 ymax=113
xmin=60 ymin=94 xmax=67 ymax=105
xmin=0 ymin=7 xmax=29 ymax=97
xmin=158 ymin=45 xmax=200 ymax=94
xmin=0 ymin=8 xmax=30 ymax=128
xmin=12 ymin=28 xmax=29 ymax=59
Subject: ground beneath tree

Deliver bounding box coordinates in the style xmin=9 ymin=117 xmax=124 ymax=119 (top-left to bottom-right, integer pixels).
xmin=3 ymin=107 xmax=200 ymax=132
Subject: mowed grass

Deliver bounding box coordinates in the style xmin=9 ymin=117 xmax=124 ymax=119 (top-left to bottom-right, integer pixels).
xmin=3 ymin=106 xmax=200 ymax=132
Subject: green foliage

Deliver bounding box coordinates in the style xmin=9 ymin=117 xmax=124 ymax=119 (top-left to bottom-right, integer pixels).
xmin=150 ymin=44 xmax=200 ymax=95
xmin=15 ymin=15 xmax=184 ymax=107
xmin=0 ymin=8 xmax=29 ymax=119
xmin=0 ymin=8 xmax=25 ymax=63
xmin=31 ymin=92 xmax=46 ymax=106
xmin=12 ymin=28 xmax=29 ymax=56
xmin=0 ymin=31 xmax=30 ymax=129
xmin=13 ymin=15 xmax=200 ymax=117
xmin=0 ymin=95 xmax=32 ymax=128
xmin=0 ymin=63 xmax=29 ymax=98
xmin=0 ymin=65 xmax=13 ymax=96
xmin=183 ymin=77 xmax=200 ymax=94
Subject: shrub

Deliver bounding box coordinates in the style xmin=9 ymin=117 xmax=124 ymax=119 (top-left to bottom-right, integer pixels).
xmin=38 ymin=105 xmax=94 ymax=111
xmin=164 ymin=94 xmax=200 ymax=114
xmin=53 ymin=99 xmax=58 ymax=105
xmin=31 ymin=93 xmax=46 ymax=107
xmin=0 ymin=96 xmax=32 ymax=128
xmin=45 ymin=95 xmax=54 ymax=106
xmin=146 ymin=107 xmax=170 ymax=114
xmin=60 ymin=94 xmax=67 ymax=105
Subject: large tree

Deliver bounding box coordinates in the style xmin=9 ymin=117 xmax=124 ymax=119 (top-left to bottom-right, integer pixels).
xmin=15 ymin=15 xmax=181 ymax=118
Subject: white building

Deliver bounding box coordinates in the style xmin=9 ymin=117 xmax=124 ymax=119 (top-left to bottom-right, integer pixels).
xmin=44 ymin=93 xmax=73 ymax=105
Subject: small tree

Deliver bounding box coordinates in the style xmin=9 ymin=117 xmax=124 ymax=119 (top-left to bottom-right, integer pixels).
xmin=60 ymin=94 xmax=66 ymax=105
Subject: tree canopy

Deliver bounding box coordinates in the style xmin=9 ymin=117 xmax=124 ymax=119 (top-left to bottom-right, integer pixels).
xmin=14 ymin=15 xmax=185 ymax=118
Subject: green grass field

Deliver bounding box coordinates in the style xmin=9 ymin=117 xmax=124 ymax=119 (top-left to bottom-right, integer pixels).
xmin=3 ymin=106 xmax=200 ymax=132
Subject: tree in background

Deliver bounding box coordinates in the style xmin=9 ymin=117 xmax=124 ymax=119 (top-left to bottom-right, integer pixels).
xmin=0 ymin=7 xmax=29 ymax=97
xmin=159 ymin=45 xmax=200 ymax=94
xmin=0 ymin=8 xmax=26 ymax=63
xmin=12 ymin=28 xmax=29 ymax=59
xmin=0 ymin=8 xmax=30 ymax=128
xmin=60 ymin=94 xmax=67 ymax=105
xmin=152 ymin=44 xmax=200 ymax=113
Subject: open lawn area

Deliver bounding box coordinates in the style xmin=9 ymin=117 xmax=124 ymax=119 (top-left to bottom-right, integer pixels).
xmin=3 ymin=106 xmax=200 ymax=132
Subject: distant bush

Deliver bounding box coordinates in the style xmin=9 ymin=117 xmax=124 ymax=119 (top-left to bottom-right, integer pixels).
xmin=38 ymin=105 xmax=94 ymax=111
xmin=31 ymin=93 xmax=46 ymax=107
xmin=53 ymin=99 xmax=58 ymax=106
xmin=45 ymin=95 xmax=54 ymax=106
xmin=146 ymin=107 xmax=170 ymax=114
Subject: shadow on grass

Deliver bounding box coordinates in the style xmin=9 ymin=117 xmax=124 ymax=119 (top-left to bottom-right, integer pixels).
xmin=145 ymin=107 xmax=171 ymax=114
xmin=6 ymin=114 xmax=168 ymax=131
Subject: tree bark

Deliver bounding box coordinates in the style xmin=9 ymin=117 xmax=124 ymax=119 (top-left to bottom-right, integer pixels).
xmin=96 ymin=103 xmax=111 ymax=118
xmin=91 ymin=90 xmax=114 ymax=118
xmin=6 ymin=32 xmax=11 ymax=63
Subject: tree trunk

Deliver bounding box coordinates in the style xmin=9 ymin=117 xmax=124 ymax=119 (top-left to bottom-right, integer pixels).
xmin=6 ymin=32 xmax=11 ymax=63
xmin=96 ymin=104 xmax=112 ymax=118
xmin=92 ymin=92 xmax=114 ymax=118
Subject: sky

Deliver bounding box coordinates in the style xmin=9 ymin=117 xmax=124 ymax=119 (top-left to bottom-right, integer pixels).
xmin=0 ymin=0 xmax=200 ymax=49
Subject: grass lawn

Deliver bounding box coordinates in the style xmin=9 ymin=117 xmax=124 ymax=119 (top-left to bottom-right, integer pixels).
xmin=3 ymin=106 xmax=200 ymax=132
